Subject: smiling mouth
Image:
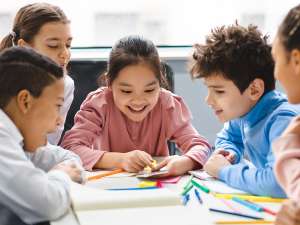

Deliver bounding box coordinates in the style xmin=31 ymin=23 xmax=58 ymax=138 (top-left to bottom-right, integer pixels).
xmin=127 ymin=105 xmax=148 ymax=114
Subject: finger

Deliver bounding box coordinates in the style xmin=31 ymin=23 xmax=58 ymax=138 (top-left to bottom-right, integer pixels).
xmin=155 ymin=158 xmax=170 ymax=170
xmin=137 ymin=152 xmax=153 ymax=167
xmin=218 ymin=150 xmax=229 ymax=156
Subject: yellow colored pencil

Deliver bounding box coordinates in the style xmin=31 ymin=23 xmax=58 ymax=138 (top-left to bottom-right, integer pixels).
xmin=213 ymin=193 xmax=285 ymax=203
xmin=215 ymin=220 xmax=274 ymax=224
xmin=87 ymin=169 xmax=124 ymax=181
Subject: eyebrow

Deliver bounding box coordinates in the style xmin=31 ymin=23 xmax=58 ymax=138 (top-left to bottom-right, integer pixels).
xmin=57 ymin=97 xmax=65 ymax=101
xmin=119 ymin=80 xmax=158 ymax=87
xmin=206 ymin=85 xmax=224 ymax=88
xmin=46 ymin=37 xmax=73 ymax=42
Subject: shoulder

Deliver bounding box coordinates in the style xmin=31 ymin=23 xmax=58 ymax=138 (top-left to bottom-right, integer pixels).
xmin=158 ymin=88 xmax=192 ymax=120
xmin=159 ymin=88 xmax=188 ymax=110
xmin=64 ymin=75 xmax=75 ymax=90
xmin=80 ymin=87 xmax=112 ymax=112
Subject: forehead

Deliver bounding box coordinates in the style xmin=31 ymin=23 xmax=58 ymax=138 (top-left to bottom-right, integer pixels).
xmin=115 ymin=64 xmax=158 ymax=84
xmin=35 ymin=22 xmax=72 ymax=41
xmin=203 ymin=73 xmax=233 ymax=87
xmin=39 ymin=78 xmax=64 ymax=100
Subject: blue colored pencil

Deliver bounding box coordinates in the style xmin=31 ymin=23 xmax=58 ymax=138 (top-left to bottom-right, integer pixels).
xmin=194 ymin=188 xmax=203 ymax=204
xmin=209 ymin=208 xmax=264 ymax=220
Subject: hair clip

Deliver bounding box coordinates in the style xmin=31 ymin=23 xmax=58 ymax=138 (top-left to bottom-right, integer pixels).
xmin=288 ymin=12 xmax=300 ymax=37
xmin=9 ymin=31 xmax=17 ymax=46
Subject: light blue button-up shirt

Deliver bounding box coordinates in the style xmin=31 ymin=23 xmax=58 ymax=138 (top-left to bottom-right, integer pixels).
xmin=0 ymin=109 xmax=82 ymax=224
xmin=217 ymin=90 xmax=300 ymax=198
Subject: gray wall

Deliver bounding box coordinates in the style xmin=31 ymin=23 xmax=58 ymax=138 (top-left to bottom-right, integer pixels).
xmin=167 ymin=59 xmax=223 ymax=145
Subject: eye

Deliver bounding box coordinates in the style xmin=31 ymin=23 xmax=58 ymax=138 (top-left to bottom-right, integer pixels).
xmin=66 ymin=43 xmax=71 ymax=48
xmin=215 ymin=90 xmax=225 ymax=94
xmin=145 ymin=89 xmax=155 ymax=93
xmin=48 ymin=45 xmax=58 ymax=49
xmin=121 ymin=90 xmax=132 ymax=94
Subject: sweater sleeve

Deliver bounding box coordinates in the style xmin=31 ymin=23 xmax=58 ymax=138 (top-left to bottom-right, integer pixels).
xmin=218 ymin=115 xmax=291 ymax=198
xmin=273 ymin=134 xmax=300 ymax=201
xmin=166 ymin=94 xmax=211 ymax=167
xmin=61 ymin=90 xmax=107 ymax=171
xmin=215 ymin=120 xmax=244 ymax=163
xmin=0 ymin=133 xmax=71 ymax=224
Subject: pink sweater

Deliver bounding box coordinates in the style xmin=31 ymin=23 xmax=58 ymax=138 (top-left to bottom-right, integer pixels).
xmin=61 ymin=87 xmax=211 ymax=171
xmin=273 ymin=134 xmax=300 ymax=200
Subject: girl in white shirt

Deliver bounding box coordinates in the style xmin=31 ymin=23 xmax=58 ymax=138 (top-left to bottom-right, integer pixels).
xmin=0 ymin=2 xmax=74 ymax=144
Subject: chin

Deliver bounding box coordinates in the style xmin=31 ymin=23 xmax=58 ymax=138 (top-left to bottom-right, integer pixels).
xmin=287 ymin=93 xmax=300 ymax=104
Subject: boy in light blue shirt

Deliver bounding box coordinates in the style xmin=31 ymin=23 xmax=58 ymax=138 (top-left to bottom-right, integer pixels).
xmin=189 ymin=23 xmax=300 ymax=197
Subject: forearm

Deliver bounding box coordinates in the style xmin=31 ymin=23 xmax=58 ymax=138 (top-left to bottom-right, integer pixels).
xmin=93 ymin=152 xmax=126 ymax=169
xmin=219 ymin=164 xmax=286 ymax=197
xmin=184 ymin=145 xmax=211 ymax=168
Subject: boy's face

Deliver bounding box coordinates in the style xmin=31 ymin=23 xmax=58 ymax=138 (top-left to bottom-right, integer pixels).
xmin=111 ymin=63 xmax=160 ymax=122
xmin=272 ymin=36 xmax=300 ymax=104
xmin=203 ymin=74 xmax=255 ymax=123
xmin=21 ymin=78 xmax=64 ymax=151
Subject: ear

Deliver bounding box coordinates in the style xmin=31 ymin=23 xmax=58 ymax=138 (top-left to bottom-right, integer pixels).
xmin=17 ymin=39 xmax=30 ymax=47
xmin=16 ymin=90 xmax=33 ymax=114
xmin=247 ymin=78 xmax=264 ymax=101
xmin=290 ymin=49 xmax=300 ymax=76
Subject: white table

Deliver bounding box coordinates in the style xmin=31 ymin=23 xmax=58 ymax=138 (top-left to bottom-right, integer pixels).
xmin=52 ymin=174 xmax=280 ymax=225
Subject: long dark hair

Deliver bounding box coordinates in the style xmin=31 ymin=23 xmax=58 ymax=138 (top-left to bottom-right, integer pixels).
xmin=99 ymin=35 xmax=168 ymax=89
xmin=278 ymin=4 xmax=300 ymax=53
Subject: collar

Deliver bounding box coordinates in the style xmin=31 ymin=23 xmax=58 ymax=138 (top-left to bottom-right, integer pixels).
xmin=0 ymin=109 xmax=24 ymax=147
xmin=241 ymin=90 xmax=287 ymax=126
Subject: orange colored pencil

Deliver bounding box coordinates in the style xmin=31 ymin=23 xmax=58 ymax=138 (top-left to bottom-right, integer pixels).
xmin=87 ymin=169 xmax=124 ymax=181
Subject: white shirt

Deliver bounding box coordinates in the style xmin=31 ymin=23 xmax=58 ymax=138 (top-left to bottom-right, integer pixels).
xmin=47 ymin=75 xmax=74 ymax=144
xmin=0 ymin=109 xmax=82 ymax=224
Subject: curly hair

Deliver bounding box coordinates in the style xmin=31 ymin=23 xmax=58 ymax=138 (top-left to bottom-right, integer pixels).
xmin=189 ymin=23 xmax=275 ymax=93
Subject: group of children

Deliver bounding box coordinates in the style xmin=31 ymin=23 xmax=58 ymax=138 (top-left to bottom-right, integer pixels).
xmin=0 ymin=2 xmax=299 ymax=225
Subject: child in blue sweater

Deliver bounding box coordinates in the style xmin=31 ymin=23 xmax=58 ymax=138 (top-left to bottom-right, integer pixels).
xmin=189 ymin=23 xmax=300 ymax=197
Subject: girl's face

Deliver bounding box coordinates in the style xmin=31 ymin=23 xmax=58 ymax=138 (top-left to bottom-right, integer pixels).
xmin=21 ymin=21 xmax=72 ymax=73
xmin=111 ymin=63 xmax=160 ymax=122
xmin=272 ymin=36 xmax=300 ymax=104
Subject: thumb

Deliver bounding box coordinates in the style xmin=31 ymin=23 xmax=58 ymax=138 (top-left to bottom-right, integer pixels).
xmin=155 ymin=158 xmax=170 ymax=171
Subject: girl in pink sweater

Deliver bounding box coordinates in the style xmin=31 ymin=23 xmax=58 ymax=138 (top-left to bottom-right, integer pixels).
xmin=61 ymin=36 xmax=211 ymax=176
xmin=272 ymin=4 xmax=300 ymax=225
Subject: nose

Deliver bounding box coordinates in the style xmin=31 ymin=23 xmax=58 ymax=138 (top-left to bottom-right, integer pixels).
xmin=56 ymin=115 xmax=64 ymax=127
xmin=131 ymin=93 xmax=147 ymax=106
xmin=58 ymin=46 xmax=70 ymax=64
xmin=205 ymin=92 xmax=214 ymax=106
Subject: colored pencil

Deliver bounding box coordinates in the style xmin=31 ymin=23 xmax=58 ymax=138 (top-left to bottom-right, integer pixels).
xmin=209 ymin=208 xmax=264 ymax=220
xmin=87 ymin=168 xmax=124 ymax=181
xmin=215 ymin=220 xmax=274 ymax=224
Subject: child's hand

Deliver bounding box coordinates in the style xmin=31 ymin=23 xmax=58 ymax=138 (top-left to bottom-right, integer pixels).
xmin=51 ymin=162 xmax=84 ymax=184
xmin=121 ymin=150 xmax=153 ymax=173
xmin=275 ymin=200 xmax=300 ymax=225
xmin=281 ymin=116 xmax=300 ymax=137
xmin=203 ymin=154 xmax=231 ymax=178
xmin=154 ymin=155 xmax=197 ymax=177
xmin=215 ymin=149 xmax=236 ymax=164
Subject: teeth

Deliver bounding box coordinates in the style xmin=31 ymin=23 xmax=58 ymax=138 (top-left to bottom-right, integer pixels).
xmin=128 ymin=106 xmax=146 ymax=112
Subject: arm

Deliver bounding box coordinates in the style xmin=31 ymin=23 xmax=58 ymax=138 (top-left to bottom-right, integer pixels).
xmin=215 ymin=120 xmax=244 ymax=163
xmin=218 ymin=115 xmax=293 ymax=197
xmin=27 ymin=143 xmax=83 ymax=172
xmin=273 ymin=116 xmax=300 ymax=200
xmin=60 ymin=98 xmax=105 ymax=171
xmin=0 ymin=135 xmax=71 ymax=224
xmin=169 ymin=95 xmax=211 ymax=166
